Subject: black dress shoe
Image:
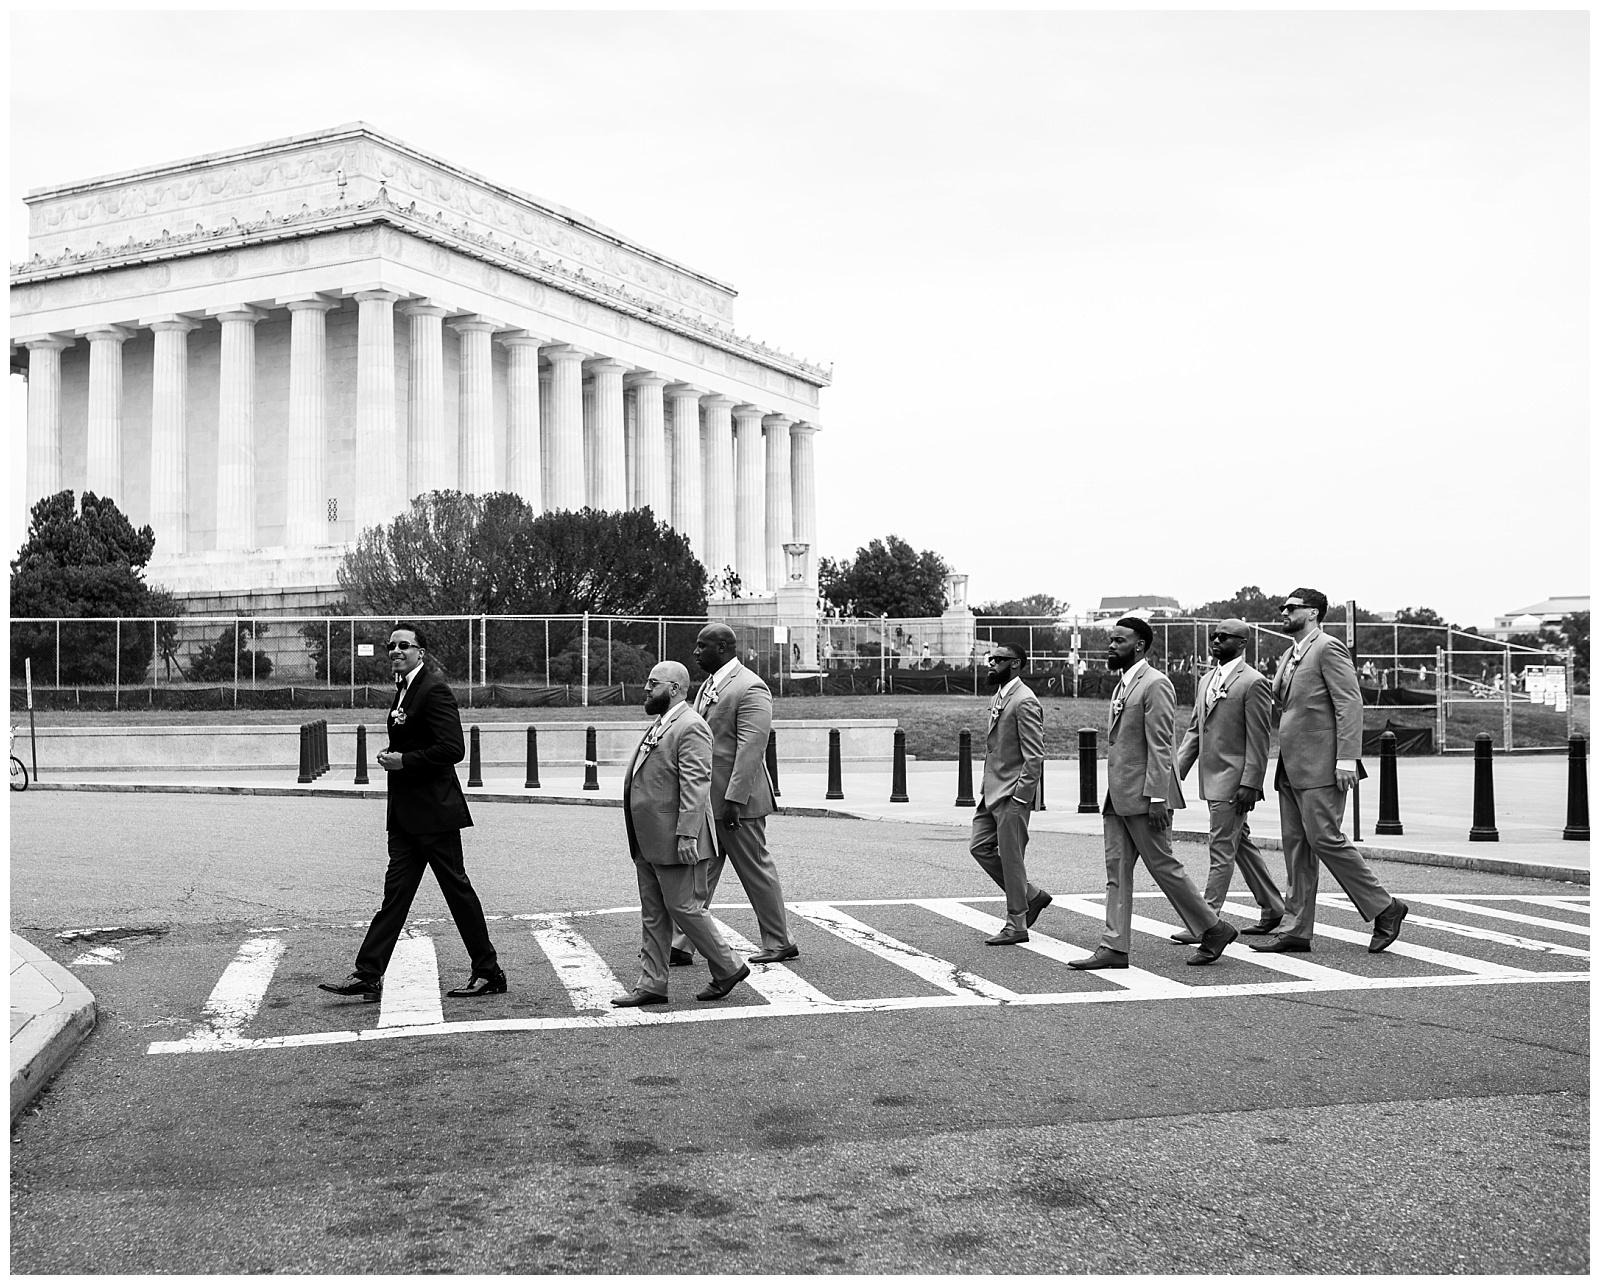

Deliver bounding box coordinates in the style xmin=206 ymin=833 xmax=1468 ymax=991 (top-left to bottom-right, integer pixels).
xmin=748 ymin=945 xmax=799 ymax=964
xmin=696 ymin=964 xmax=751 ymax=1001
xmin=1249 ymin=935 xmax=1312 ymax=953
xmin=1025 ymin=890 xmax=1053 ymax=928
xmin=1369 ymin=899 xmax=1408 ymax=954
xmin=611 ymin=990 xmax=667 ymax=1008
xmin=446 ymin=971 xmax=507 ymax=997
xmin=1170 ymin=929 xmax=1201 ymax=945
xmin=1187 ymin=920 xmax=1239 ymax=965
xmin=985 ymin=926 xmax=1029 ymax=946
xmin=318 ymin=973 xmax=382 ymax=1001
xmin=669 ymin=948 xmax=695 ymax=967
xmin=1068 ymin=947 xmax=1129 ymax=971
xmin=1239 ymin=914 xmax=1284 ymax=936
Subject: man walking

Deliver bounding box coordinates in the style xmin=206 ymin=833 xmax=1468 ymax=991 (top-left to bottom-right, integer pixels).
xmin=1071 ymin=617 xmax=1237 ymax=970
xmin=612 ymin=662 xmax=750 ymax=1007
xmin=670 ymin=623 xmax=797 ymax=965
xmin=319 ymin=624 xmax=504 ymax=1002
xmin=968 ymin=643 xmax=1051 ymax=944
xmin=1172 ymin=618 xmax=1285 ymax=941
xmin=1253 ymin=589 xmax=1408 ymax=955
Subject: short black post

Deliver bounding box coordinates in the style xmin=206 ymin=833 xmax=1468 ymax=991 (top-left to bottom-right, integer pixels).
xmin=353 ymin=724 xmax=370 ymax=785
xmin=1469 ymin=733 xmax=1498 ymax=842
xmin=889 ymin=728 xmax=909 ymax=802
xmin=583 ymin=725 xmax=599 ymax=790
xmin=317 ymin=720 xmax=329 ymax=778
xmin=525 ymin=726 xmax=541 ymax=790
xmin=1036 ymin=759 xmax=1045 ymax=812
xmin=1564 ymin=735 xmax=1590 ymax=841
xmin=825 ymin=728 xmax=844 ymax=800
xmin=467 ymin=725 xmax=484 ymax=788
xmin=1374 ymin=730 xmax=1402 ymax=835
xmin=954 ymin=729 xmax=976 ymax=807
xmin=1077 ymin=728 xmax=1098 ymax=814
xmin=766 ymin=728 xmax=780 ymax=798
xmin=296 ymin=722 xmax=313 ymax=784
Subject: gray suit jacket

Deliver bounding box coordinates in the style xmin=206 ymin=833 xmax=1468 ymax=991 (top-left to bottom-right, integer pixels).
xmin=1105 ymin=664 xmax=1186 ymax=817
xmin=695 ymin=661 xmax=776 ymax=818
xmin=1273 ymin=630 xmax=1366 ymax=791
xmin=1176 ymin=660 xmax=1271 ymax=801
xmin=623 ymin=706 xmax=718 ymax=866
xmin=981 ymin=679 xmax=1045 ymax=810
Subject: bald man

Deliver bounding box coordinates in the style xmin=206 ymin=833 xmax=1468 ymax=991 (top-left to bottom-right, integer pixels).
xmin=614 ymin=661 xmax=750 ymax=1006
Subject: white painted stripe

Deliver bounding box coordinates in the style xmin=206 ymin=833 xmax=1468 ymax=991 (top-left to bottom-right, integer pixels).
xmin=528 ymin=914 xmax=629 ymax=1010
xmin=789 ymin=902 xmax=1018 ymax=1001
xmin=377 ymin=935 xmax=445 ymax=1027
xmin=706 ymin=917 xmax=844 ymax=1010
xmin=69 ymin=945 xmax=123 ymax=967
xmin=177 ymin=937 xmax=285 ymax=1046
xmin=1406 ymin=896 xmax=1593 ymax=937
xmin=912 ymin=898 xmax=1191 ymax=997
xmin=1512 ymin=896 xmax=1592 ymax=914
xmin=144 ymin=970 xmax=1593 ymax=1054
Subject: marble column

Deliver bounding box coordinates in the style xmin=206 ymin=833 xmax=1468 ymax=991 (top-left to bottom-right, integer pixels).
xmin=284 ymin=297 xmax=338 ymax=547
xmin=790 ymin=421 xmax=821 ymax=586
xmin=400 ymin=301 xmax=450 ymax=499
xmin=763 ymin=413 xmax=794 ymax=591
xmin=451 ymin=316 xmax=497 ymax=496
xmin=544 ymin=345 xmax=590 ymax=511
xmin=587 ymin=358 xmax=627 ymax=511
xmin=733 ymin=403 xmax=767 ymax=595
xmin=501 ymin=332 xmax=544 ymax=511
xmin=147 ymin=317 xmax=199 ymax=556
xmin=701 ymin=394 xmax=737 ymax=582
xmin=355 ymin=290 xmax=403 ymax=530
xmin=623 ymin=387 xmax=638 ymax=507
xmin=538 ymin=361 xmax=555 ymax=510
xmin=214 ymin=306 xmax=266 ymax=551
xmin=24 ymin=337 xmax=73 ymax=507
xmin=666 ymin=384 xmax=705 ymax=560
xmin=629 ymin=374 xmax=670 ymax=519
xmin=83 ymin=325 xmax=134 ymax=503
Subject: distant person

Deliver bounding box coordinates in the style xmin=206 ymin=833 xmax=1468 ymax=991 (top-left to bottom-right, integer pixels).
xmin=1173 ymin=619 xmax=1284 ymax=940
xmin=1071 ymin=618 xmax=1237 ymax=970
xmin=1252 ymin=589 xmax=1407 ymax=956
xmin=319 ymin=624 xmax=505 ymax=1003
xmin=968 ymin=644 xmax=1051 ymax=945
xmin=921 ymin=642 xmax=932 ymax=669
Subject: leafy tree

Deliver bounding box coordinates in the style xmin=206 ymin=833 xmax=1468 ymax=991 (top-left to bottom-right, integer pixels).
xmin=518 ymin=506 xmax=706 ymax=617
xmin=977 ymin=593 xmax=1067 ymax=619
xmin=547 ymin=636 xmax=656 ymax=686
xmin=187 ymin=623 xmax=275 ymax=683
xmin=819 ymin=535 xmax=950 ymax=618
xmin=299 ymin=610 xmax=392 ymax=685
xmin=1185 ymin=586 xmax=1282 ymax=622
xmin=1555 ymin=612 xmax=1590 ymax=688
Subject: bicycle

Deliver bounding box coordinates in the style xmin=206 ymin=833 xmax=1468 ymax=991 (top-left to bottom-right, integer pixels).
xmin=9 ymin=729 xmax=27 ymax=792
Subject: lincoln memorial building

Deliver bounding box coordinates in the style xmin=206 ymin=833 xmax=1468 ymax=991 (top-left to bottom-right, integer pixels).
xmin=9 ymin=123 xmax=829 ymax=616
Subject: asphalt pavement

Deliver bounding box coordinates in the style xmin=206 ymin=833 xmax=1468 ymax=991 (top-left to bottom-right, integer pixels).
xmin=8 ymin=789 xmax=1589 ymax=1273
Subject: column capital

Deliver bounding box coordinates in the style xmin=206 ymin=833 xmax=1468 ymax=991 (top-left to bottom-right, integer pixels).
xmin=21 ymin=334 xmax=76 ymax=351
xmin=76 ymin=324 xmax=136 ymax=342
xmin=584 ymin=357 xmax=629 ymax=375
xmin=351 ymin=288 xmax=404 ymax=304
xmin=205 ymin=304 xmax=268 ymax=325
xmin=762 ymin=413 xmax=795 ymax=431
xmin=731 ymin=403 xmax=766 ymax=423
xmin=665 ymin=382 xmax=707 ymax=399
xmin=278 ymin=292 xmax=341 ymax=312
xmin=625 ymin=371 xmax=671 ymax=389
xmin=496 ymin=329 xmax=551 ymax=349
xmin=701 ymin=393 xmax=738 ymax=411
xmin=144 ymin=315 xmax=203 ymax=334
xmin=396 ymin=298 xmax=452 ymax=318
xmin=544 ymin=343 xmax=594 ymax=363
xmin=448 ymin=314 xmax=507 ymax=334
xmin=791 ymin=420 xmax=821 ymax=436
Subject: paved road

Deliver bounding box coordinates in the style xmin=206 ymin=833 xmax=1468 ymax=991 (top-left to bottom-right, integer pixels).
xmin=10 ymin=792 xmax=1590 ymax=1273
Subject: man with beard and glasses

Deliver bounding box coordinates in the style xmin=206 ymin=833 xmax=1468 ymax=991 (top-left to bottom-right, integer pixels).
xmin=612 ymin=661 xmax=750 ymax=1007
xmin=967 ymin=643 xmax=1051 ymax=945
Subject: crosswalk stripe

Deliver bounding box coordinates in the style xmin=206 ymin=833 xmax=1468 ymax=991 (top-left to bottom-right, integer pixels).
xmin=1312 ymin=894 xmax=1588 ymax=958
xmin=175 ymin=937 xmax=284 ymax=1046
xmin=378 ymin=935 xmax=446 ymax=1027
xmin=528 ymin=914 xmax=629 ymax=1010
xmin=788 ymin=902 xmax=1018 ymax=1001
xmin=706 ymin=917 xmax=843 ymax=1009
xmin=1406 ymin=896 xmax=1593 ymax=937
xmin=1512 ymin=896 xmax=1592 ymax=915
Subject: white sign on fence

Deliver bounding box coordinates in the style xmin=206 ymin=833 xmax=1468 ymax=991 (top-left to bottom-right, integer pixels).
xmin=1524 ymin=666 xmax=1566 ymax=708
xmin=356 ymin=644 xmax=375 ymax=657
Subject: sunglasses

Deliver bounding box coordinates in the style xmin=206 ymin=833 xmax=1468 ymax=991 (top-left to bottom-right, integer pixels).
xmin=386 ymin=642 xmax=419 ymax=652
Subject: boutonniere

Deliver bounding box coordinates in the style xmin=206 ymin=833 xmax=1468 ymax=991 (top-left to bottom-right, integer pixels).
xmin=390 ymin=707 xmax=408 ymax=726
xmin=1110 ymin=697 xmax=1126 ymax=720
xmin=701 ymin=683 xmax=719 ymax=708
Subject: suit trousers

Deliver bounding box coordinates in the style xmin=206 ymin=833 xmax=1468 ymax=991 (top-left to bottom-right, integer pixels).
xmin=634 ymin=859 xmax=740 ymax=995
xmin=1202 ymin=800 xmax=1285 ymax=916
xmin=671 ymin=815 xmax=793 ymax=954
xmin=1101 ymin=810 xmax=1218 ymax=953
xmin=354 ymin=829 xmax=498 ymax=980
xmin=969 ymin=797 xmax=1040 ymax=931
xmin=1277 ymin=782 xmax=1393 ymax=938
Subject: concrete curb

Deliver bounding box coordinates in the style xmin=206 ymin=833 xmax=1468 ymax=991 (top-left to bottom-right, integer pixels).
xmin=10 ymin=933 xmax=96 ymax=1123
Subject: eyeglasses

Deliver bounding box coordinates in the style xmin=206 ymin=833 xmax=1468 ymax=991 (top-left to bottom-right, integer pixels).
xmin=1279 ymin=603 xmax=1311 ymax=613
xmin=386 ymin=642 xmax=418 ymax=652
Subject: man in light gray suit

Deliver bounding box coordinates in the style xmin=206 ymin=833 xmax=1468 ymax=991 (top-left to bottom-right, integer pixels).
xmin=613 ymin=662 xmax=750 ymax=1007
xmin=1173 ymin=617 xmax=1285 ymax=941
xmin=1071 ymin=617 xmax=1238 ymax=970
xmin=670 ymin=623 xmax=797 ymax=966
xmin=968 ymin=643 xmax=1051 ymax=945
xmin=1253 ymin=589 xmax=1408 ymax=955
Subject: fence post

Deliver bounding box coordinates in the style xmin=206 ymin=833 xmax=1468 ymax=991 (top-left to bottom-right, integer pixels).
xmin=353 ymin=724 xmax=369 ymax=785
xmin=481 ymin=613 xmax=488 ymax=690
xmin=765 ymin=728 xmax=780 ymax=798
xmin=582 ymin=613 xmax=590 ymax=709
xmin=1435 ymin=646 xmax=1445 ymax=753
xmin=56 ymin=620 xmax=61 ymax=689
xmin=1469 ymin=733 xmax=1498 ymax=842
xmin=1078 ymin=728 xmax=1098 ymax=813
xmin=1375 ymin=730 xmax=1403 ymax=835
xmin=525 ymin=727 xmax=541 ymax=789
xmin=826 ymin=728 xmax=844 ymax=800
xmin=1566 ymin=650 xmax=1577 ymax=743
xmin=955 ymin=729 xmax=976 ymax=807
xmin=348 ymin=617 xmax=355 ymax=708
xmin=1563 ymin=735 xmax=1589 ymax=840
xmin=467 ymin=725 xmax=483 ymax=788
xmin=583 ymin=725 xmax=599 ymax=790
xmin=889 ymin=728 xmax=909 ymax=802
xmin=114 ymin=618 xmax=121 ymax=709
xmin=465 ymin=616 xmax=474 ymax=709
xmin=1502 ymin=645 xmax=1513 ymax=751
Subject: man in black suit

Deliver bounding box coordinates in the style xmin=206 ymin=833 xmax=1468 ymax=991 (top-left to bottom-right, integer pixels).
xmin=319 ymin=624 xmax=505 ymax=1001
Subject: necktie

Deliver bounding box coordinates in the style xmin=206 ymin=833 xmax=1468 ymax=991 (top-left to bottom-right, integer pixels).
xmin=697 ymin=680 xmax=714 ymax=713
xmin=1279 ymin=648 xmax=1302 ymax=694
xmin=1205 ymin=670 xmax=1222 ymax=712
xmin=635 ymin=717 xmax=666 ymax=773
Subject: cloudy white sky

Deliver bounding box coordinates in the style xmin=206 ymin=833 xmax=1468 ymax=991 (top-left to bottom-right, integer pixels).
xmin=8 ymin=8 xmax=1589 ymax=627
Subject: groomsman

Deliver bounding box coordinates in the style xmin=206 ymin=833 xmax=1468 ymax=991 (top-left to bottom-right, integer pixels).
xmin=1172 ymin=618 xmax=1285 ymax=941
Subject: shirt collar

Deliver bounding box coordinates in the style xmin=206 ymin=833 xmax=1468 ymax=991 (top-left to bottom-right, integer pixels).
xmin=1212 ymin=655 xmax=1244 ymax=684
xmin=1120 ymin=658 xmax=1148 ymax=688
xmin=708 ymin=656 xmax=743 ymax=690
xmin=994 ymin=676 xmax=1021 ymax=703
xmin=398 ymin=664 xmax=424 ymax=695
xmin=1292 ymin=625 xmax=1321 ymax=659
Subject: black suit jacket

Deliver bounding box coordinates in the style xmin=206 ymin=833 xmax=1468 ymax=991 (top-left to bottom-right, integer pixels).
xmin=384 ymin=666 xmax=473 ymax=836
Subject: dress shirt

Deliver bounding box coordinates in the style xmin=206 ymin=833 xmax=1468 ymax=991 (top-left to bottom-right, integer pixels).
xmin=697 ymin=656 xmax=743 ymax=711
xmin=1206 ymin=655 xmax=1244 ymax=704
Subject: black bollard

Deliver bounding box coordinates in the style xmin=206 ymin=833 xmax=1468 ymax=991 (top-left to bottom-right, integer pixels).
xmin=353 ymin=724 xmax=370 ymax=785
xmin=1469 ymin=733 xmax=1498 ymax=841
xmin=317 ymin=720 xmax=329 ymax=778
xmin=889 ymin=728 xmax=909 ymax=802
xmin=1564 ymin=735 xmax=1590 ymax=841
xmin=825 ymin=728 xmax=844 ymax=800
xmin=525 ymin=727 xmax=541 ymax=790
xmin=1374 ymin=730 xmax=1402 ymax=835
xmin=955 ymin=729 xmax=976 ymax=807
xmin=583 ymin=726 xmax=599 ymax=790
xmin=1077 ymin=728 xmax=1099 ymax=813
xmin=297 ymin=722 xmax=313 ymax=784
xmin=766 ymin=728 xmax=781 ymax=798
xmin=1036 ymin=759 xmax=1045 ymax=812
xmin=467 ymin=725 xmax=483 ymax=788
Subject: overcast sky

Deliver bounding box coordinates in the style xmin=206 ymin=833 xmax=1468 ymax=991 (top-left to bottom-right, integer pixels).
xmin=8 ymin=9 xmax=1589 ymax=627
